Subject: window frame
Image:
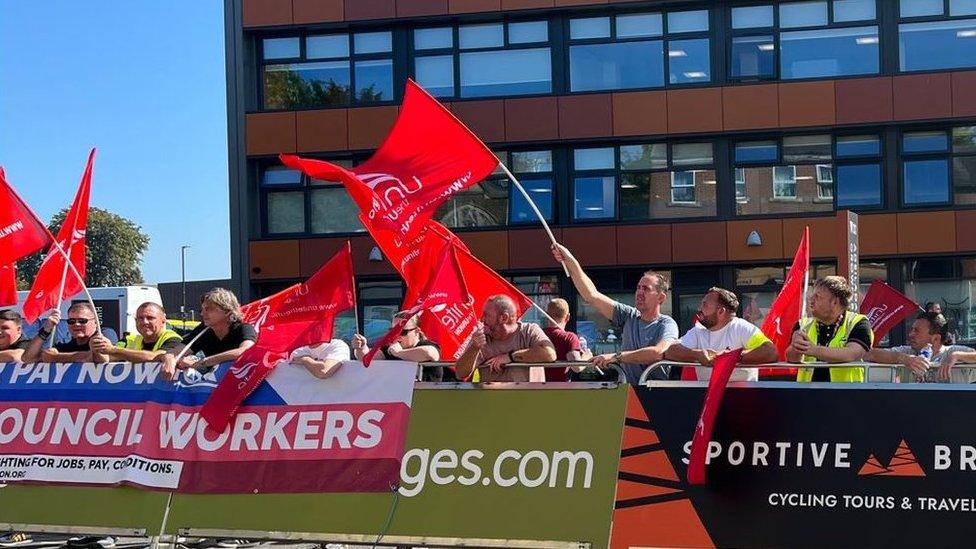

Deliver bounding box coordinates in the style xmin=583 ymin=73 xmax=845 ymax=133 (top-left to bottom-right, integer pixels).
xmin=259 ymin=158 xmax=368 ymax=237
xmin=897 ymin=0 xmax=976 ymax=73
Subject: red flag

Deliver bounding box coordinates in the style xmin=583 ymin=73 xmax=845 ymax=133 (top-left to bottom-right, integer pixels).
xmin=280 ymin=80 xmax=499 ymax=240
xmin=0 ymin=167 xmax=53 ymax=267
xmin=365 ymin=245 xmax=477 ymax=366
xmin=687 ymin=348 xmax=743 ymax=485
xmin=22 ymin=149 xmax=95 ymax=323
xmin=0 ymin=263 xmax=17 ymax=307
xmin=759 ymin=227 xmax=809 ymax=376
xmin=200 ymin=243 xmax=357 ymax=432
xmin=859 ymin=280 xmax=920 ymax=342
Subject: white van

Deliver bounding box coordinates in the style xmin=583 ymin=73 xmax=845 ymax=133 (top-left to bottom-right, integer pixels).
xmin=11 ymin=286 xmax=164 ymax=342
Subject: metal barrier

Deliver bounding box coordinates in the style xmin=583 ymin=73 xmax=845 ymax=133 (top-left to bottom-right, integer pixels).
xmin=414 ymin=360 xmax=623 ymax=382
xmin=636 ymin=360 xmax=976 ymax=385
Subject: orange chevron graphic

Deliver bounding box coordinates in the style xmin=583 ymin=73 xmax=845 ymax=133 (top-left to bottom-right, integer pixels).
xmin=858 ymin=440 xmax=926 ymax=477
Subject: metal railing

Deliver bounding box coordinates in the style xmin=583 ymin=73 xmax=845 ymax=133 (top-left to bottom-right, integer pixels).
xmin=636 ymin=360 xmax=976 ymax=385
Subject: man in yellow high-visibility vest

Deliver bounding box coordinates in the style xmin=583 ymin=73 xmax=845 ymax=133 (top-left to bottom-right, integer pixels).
xmin=786 ymin=276 xmax=874 ymax=382
xmin=90 ymin=302 xmax=182 ymax=363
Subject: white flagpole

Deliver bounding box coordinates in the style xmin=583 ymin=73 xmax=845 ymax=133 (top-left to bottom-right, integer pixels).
xmin=47 ymin=247 xmax=73 ymax=346
xmin=498 ymin=163 xmax=570 ymax=277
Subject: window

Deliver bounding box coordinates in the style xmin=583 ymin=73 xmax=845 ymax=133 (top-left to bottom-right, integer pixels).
xmin=730 ymin=1 xmax=879 ymax=81
xmin=359 ymin=281 xmax=404 ymax=343
xmin=261 ymin=32 xmax=394 ymax=109
xmin=413 ymin=22 xmax=552 ymax=99
xmin=508 ymin=276 xmax=560 ymax=328
xmin=898 ymin=128 xmax=976 ymax=206
xmin=835 ymin=134 xmax=883 ymax=207
xmin=734 ymin=134 xmax=836 ymax=215
xmin=573 ymin=142 xmax=716 ymax=221
xmin=905 ymin=257 xmax=976 ymax=344
xmin=568 ymin=10 xmax=710 ymax=92
xmin=900 ymin=0 xmax=976 ymax=71
xmin=261 ymin=163 xmax=364 ymax=236
xmin=436 ymin=150 xmax=554 ymax=228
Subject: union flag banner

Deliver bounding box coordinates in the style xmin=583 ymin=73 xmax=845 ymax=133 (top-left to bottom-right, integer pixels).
xmin=0 ymin=263 xmax=16 ymax=307
xmin=859 ymin=280 xmax=919 ymax=342
xmin=759 ymin=227 xmax=808 ymax=376
xmin=687 ymin=348 xmax=744 ymax=485
xmin=0 ymin=167 xmax=52 ymax=268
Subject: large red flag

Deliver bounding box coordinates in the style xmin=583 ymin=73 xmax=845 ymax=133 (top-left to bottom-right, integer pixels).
xmin=687 ymin=348 xmax=744 ymax=485
xmin=0 ymin=167 xmax=53 ymax=267
xmin=759 ymin=227 xmax=809 ymax=376
xmin=859 ymin=280 xmax=920 ymax=342
xmin=0 ymin=263 xmax=16 ymax=307
xmin=364 ymin=245 xmax=477 ymax=366
xmin=280 ymin=80 xmax=499 ymax=240
xmin=201 ymin=244 xmax=357 ymax=432
xmin=21 ymin=149 xmax=95 ymax=323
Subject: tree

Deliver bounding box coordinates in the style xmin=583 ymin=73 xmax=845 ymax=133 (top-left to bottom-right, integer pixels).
xmin=16 ymin=207 xmax=150 ymax=289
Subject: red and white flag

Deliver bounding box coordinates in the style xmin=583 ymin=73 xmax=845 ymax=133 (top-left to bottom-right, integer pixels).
xmin=280 ymin=79 xmax=499 ymax=241
xmin=687 ymin=348 xmax=744 ymax=485
xmin=859 ymin=280 xmax=919 ymax=342
xmin=0 ymin=167 xmax=53 ymax=268
xmin=200 ymin=243 xmax=357 ymax=432
xmin=0 ymin=263 xmax=17 ymax=307
xmin=21 ymin=149 xmax=95 ymax=323
xmin=759 ymin=227 xmax=809 ymax=376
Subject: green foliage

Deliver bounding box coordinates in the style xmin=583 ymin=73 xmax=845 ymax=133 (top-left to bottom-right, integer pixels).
xmin=16 ymin=207 xmax=150 ymax=289
xmin=262 ymin=69 xmax=385 ymax=109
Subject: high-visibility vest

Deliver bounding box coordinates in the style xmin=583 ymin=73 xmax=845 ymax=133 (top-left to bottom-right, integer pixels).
xmin=796 ymin=311 xmax=873 ymax=383
xmin=117 ymin=329 xmax=182 ymax=352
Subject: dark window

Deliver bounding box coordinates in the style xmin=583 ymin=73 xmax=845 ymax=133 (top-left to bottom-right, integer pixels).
xmin=835 ymin=134 xmax=882 ymax=208
xmin=899 ymin=0 xmax=976 ymax=71
xmin=261 ymin=162 xmax=365 ymax=236
xmin=899 ymin=127 xmax=976 ymax=207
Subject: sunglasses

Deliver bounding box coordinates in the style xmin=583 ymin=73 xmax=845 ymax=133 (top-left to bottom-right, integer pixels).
xmin=66 ymin=318 xmax=91 ymax=325
xmin=400 ymin=327 xmax=417 ymax=336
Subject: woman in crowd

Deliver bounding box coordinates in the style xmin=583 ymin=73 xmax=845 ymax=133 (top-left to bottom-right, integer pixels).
xmin=352 ymin=312 xmax=443 ymax=380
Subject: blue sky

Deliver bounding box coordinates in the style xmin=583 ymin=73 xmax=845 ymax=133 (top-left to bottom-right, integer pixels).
xmin=0 ymin=1 xmax=229 ymax=283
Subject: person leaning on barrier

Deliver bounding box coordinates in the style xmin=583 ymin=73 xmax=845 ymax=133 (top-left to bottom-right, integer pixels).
xmin=866 ymin=311 xmax=976 ymax=383
xmin=160 ymin=288 xmax=256 ymax=381
xmin=352 ymin=312 xmax=442 ymax=380
xmin=88 ymin=302 xmax=182 ymax=363
xmin=0 ymin=310 xmax=32 ymax=362
xmin=551 ymin=243 xmax=679 ymax=385
xmin=542 ymin=298 xmax=593 ymax=382
xmin=786 ymin=276 xmax=874 ymax=382
xmin=455 ymin=294 xmax=556 ymax=382
xmin=665 ymin=287 xmax=778 ymax=381
xmin=23 ymin=303 xmax=99 ymax=363
xmin=289 ymin=338 xmax=350 ymax=379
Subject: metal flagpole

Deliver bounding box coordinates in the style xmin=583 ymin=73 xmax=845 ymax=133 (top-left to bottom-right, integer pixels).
xmin=45 ymin=236 xmax=103 ymax=338
xmin=498 ymin=163 xmax=570 ymax=277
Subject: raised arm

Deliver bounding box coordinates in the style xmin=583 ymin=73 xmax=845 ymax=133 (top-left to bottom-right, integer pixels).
xmin=552 ymin=244 xmax=616 ymax=320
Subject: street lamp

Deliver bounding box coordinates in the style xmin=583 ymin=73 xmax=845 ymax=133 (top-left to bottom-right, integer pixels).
xmin=181 ymin=245 xmax=190 ymax=323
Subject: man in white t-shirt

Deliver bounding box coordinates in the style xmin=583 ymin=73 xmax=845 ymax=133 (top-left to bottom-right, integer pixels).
xmin=867 ymin=312 xmax=976 ymax=383
xmin=665 ymin=287 xmax=778 ymax=381
xmin=289 ymin=339 xmax=350 ymax=379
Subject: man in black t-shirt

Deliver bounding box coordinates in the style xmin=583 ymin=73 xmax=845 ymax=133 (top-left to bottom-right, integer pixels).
xmin=161 ymin=288 xmax=257 ymax=381
xmin=23 ymin=303 xmax=100 ymax=363
xmin=0 ymin=310 xmax=32 ymax=362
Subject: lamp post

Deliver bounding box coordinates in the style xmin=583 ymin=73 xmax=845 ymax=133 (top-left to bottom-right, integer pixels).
xmin=180 ymin=245 xmax=190 ymax=323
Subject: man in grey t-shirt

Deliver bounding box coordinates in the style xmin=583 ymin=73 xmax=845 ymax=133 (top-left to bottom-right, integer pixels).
xmin=867 ymin=312 xmax=976 ymax=383
xmin=552 ymin=244 xmax=678 ymax=385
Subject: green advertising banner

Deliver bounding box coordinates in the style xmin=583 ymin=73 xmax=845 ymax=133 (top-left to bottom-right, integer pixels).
xmin=1 ymin=384 xmax=628 ymax=547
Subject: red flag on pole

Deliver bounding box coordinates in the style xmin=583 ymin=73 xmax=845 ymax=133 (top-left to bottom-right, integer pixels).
xmin=21 ymin=149 xmax=95 ymax=323
xmin=0 ymin=167 xmax=53 ymax=267
xmin=0 ymin=263 xmax=17 ymax=307
xmin=859 ymin=280 xmax=920 ymax=342
xmin=201 ymin=244 xmax=357 ymax=432
xmin=686 ymin=348 xmax=744 ymax=485
xmin=280 ymin=80 xmax=499 ymax=240
xmin=759 ymin=227 xmax=809 ymax=376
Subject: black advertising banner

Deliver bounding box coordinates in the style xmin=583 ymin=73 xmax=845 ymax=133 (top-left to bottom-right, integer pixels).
xmin=612 ymin=384 xmax=976 ymax=549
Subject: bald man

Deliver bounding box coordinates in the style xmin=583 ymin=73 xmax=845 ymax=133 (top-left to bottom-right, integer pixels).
xmin=90 ymin=302 xmax=183 ymax=362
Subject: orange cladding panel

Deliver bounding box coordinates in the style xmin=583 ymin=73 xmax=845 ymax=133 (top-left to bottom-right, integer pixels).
xmin=667 ymin=88 xmax=723 ymax=134
xmin=727 ymin=219 xmax=785 ymax=261
xmin=246 ymin=112 xmax=296 ymax=156
xmin=347 ymin=106 xmax=399 ymax=150
xmin=612 ymin=90 xmax=668 ymax=136
xmin=457 ymin=231 xmax=509 ymax=270
xmin=562 ymin=226 xmax=616 ymax=266
xmin=397 ymin=0 xmax=450 ymax=16
xmin=952 ymin=71 xmax=976 ymax=117
xmin=782 ymin=217 xmax=835 ymax=259
xmin=343 ymin=0 xmax=396 ymax=20
xmin=249 ymin=240 xmax=300 ymax=280
xmin=779 ymin=81 xmax=835 ymax=127
xmin=859 ymin=214 xmax=898 ymax=256
xmin=292 ymin=0 xmax=343 ymax=23
xmin=558 ymin=94 xmax=613 ymax=139
xmin=509 ymin=228 xmax=562 ymax=269
xmin=835 ymin=77 xmax=893 ymax=124
xmin=502 ymin=0 xmax=554 ymax=8
xmin=671 ymin=222 xmax=727 ymax=263
xmin=722 ymin=84 xmax=778 ymax=130
xmin=897 ymin=212 xmax=957 ymax=254
xmin=448 ymin=0 xmax=500 ymax=13
xmin=616 ymin=224 xmax=672 ymax=265
xmin=893 ymin=73 xmax=952 ymax=121
xmin=957 ymin=211 xmax=976 ymax=251
xmin=450 ymin=100 xmax=506 ymax=143
xmin=296 ymin=109 xmax=349 ymax=152
xmin=242 ymin=0 xmax=291 ymax=27
xmin=504 ymin=97 xmax=559 ymax=141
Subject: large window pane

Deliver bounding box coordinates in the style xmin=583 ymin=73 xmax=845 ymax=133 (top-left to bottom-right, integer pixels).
xmin=953 ymin=126 xmax=976 ymax=152
xmin=837 ymin=135 xmax=881 ymax=156
xmin=899 ymin=19 xmax=976 ymax=72
xmin=354 ymin=59 xmax=393 ymax=102
xmin=668 ymin=38 xmax=711 ymax=83
xmin=900 ymin=0 xmax=945 ymax=17
xmin=732 ymin=5 xmax=775 ymax=28
xmin=263 ymin=62 xmax=351 ymax=109
xmin=307 ymin=35 xmax=349 ymax=59
xmin=837 ymin=163 xmax=882 ymax=207
xmin=511 ymin=151 xmax=552 ymax=172
xmin=953 ymin=0 xmax=976 ymax=16
xmin=616 ymin=13 xmax=663 ymax=38
xmin=736 ymin=141 xmax=778 ymax=163
xmin=834 ymin=0 xmax=876 ymax=22
xmin=783 ymin=135 xmax=832 ymax=162
xmin=509 ymin=21 xmax=548 ymax=43
xmin=510 ymin=178 xmax=553 ymax=223
xmin=731 ymin=35 xmax=776 ymax=78
xmin=570 ymin=17 xmax=611 ymax=39
xmin=574 ymin=147 xmax=615 ymax=170
xmin=267 ymin=191 xmax=304 ymax=234
xmin=437 ymin=180 xmax=508 ymax=227
xmin=673 ymin=143 xmax=713 ymax=165
xmin=781 ymin=26 xmax=879 ymax=79
xmin=459 ymin=24 xmax=504 ymax=49
xmin=459 ymin=48 xmax=551 ymax=97
xmin=310 ymin=188 xmax=364 ymax=233
xmin=904 ymin=159 xmax=950 ymax=204
xmin=780 ymin=1 xmax=829 ymax=28
xmin=263 ymin=37 xmax=300 ymax=60
xmin=620 ymin=144 xmax=667 ymax=170
xmin=574 ymin=177 xmax=616 ymax=219
xmin=569 ymin=41 xmax=664 ymax=91
xmin=620 ymin=171 xmax=717 ymax=220
xmin=414 ymin=27 xmax=453 ymax=50
xmin=415 ymin=56 xmax=454 ymax=97
xmin=736 ymin=165 xmax=834 ymax=215
xmin=906 ymin=275 xmax=976 ymax=344
xmin=904 ymin=131 xmax=949 ymax=153
xmin=954 ymin=156 xmax=976 ymax=205
xmin=354 ymin=32 xmax=392 ymax=54
xmin=667 ymin=10 xmax=709 ymax=33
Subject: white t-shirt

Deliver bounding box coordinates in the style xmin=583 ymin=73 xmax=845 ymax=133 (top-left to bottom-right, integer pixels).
xmin=888 ymin=344 xmax=976 ymax=383
xmin=289 ymin=339 xmax=351 ymax=363
xmin=679 ymin=317 xmax=771 ymax=382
